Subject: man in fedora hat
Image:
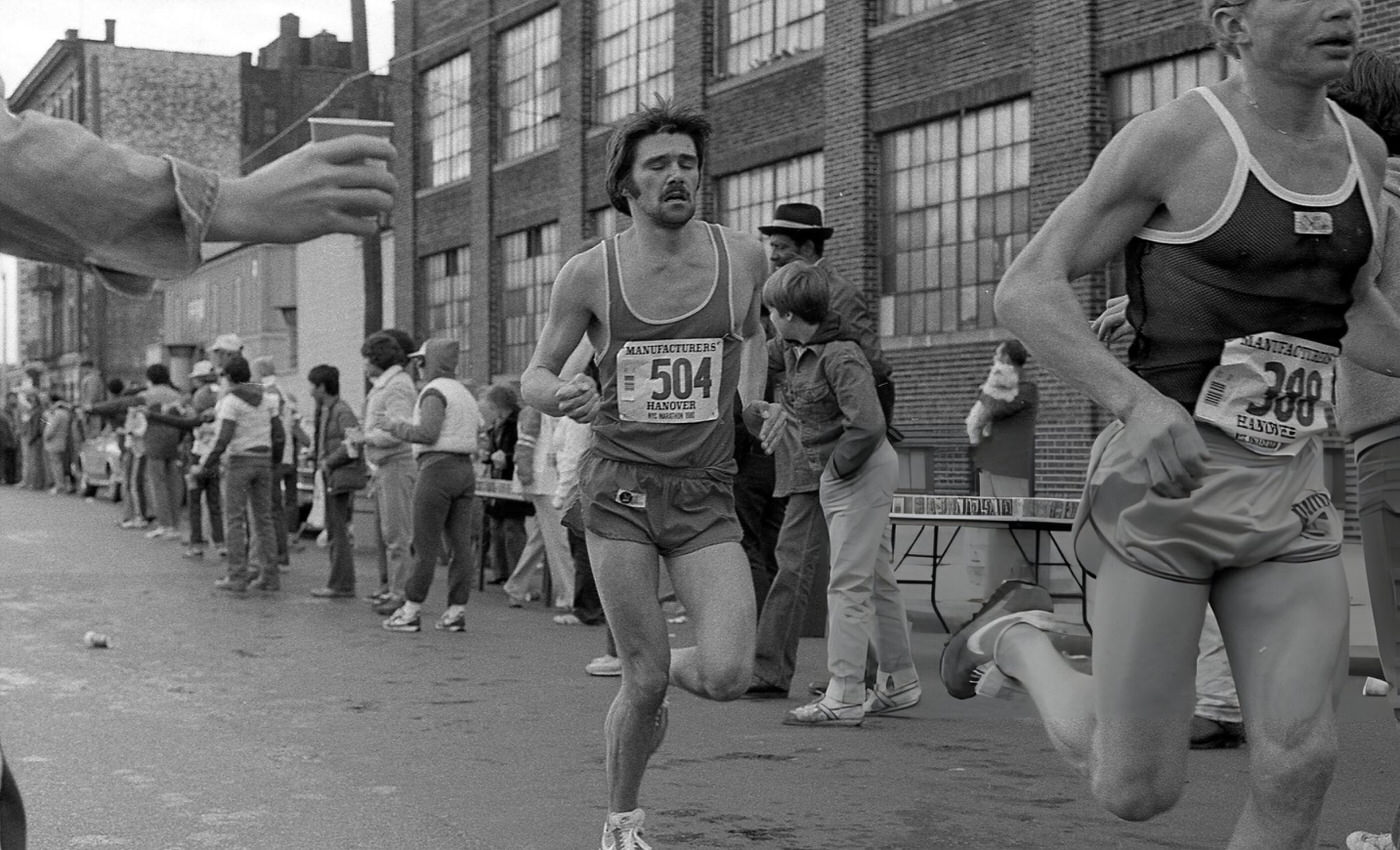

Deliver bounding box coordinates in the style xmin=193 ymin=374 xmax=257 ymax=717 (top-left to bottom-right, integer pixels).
xmin=741 ymin=202 xmax=897 ymax=702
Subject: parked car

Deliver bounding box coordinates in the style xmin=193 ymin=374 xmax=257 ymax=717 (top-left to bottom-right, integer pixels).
xmin=77 ymin=429 xmax=122 ymax=500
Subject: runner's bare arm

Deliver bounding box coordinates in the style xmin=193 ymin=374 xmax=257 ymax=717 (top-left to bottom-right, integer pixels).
xmin=996 ymin=110 xmax=1211 ymax=497
xmin=1339 ymin=126 xmax=1400 ymax=377
xmin=732 ymin=234 xmax=769 ymax=409
xmin=522 ymin=249 xmax=601 ymax=419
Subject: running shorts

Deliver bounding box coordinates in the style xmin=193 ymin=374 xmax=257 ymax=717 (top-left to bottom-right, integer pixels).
xmin=1072 ymin=421 xmax=1340 ymax=584
xmin=578 ymin=452 xmax=741 ymax=558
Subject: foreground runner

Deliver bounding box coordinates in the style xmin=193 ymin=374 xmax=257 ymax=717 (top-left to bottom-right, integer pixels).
xmin=521 ymin=100 xmax=768 ymax=850
xmin=939 ymin=2 xmax=1400 ymax=848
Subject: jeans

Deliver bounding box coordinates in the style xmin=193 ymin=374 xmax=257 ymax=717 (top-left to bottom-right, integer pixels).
xmin=187 ymin=462 xmax=224 ymax=546
xmin=1357 ymin=435 xmax=1400 ymax=728
xmin=819 ymin=442 xmax=914 ymax=705
xmin=268 ymin=463 xmax=297 ymax=565
xmin=404 ymin=456 xmax=477 ymax=607
xmin=323 ymin=490 xmax=357 ymax=593
xmin=751 ymin=491 xmax=828 ymax=690
xmin=222 ymin=455 xmax=277 ymax=583
xmin=505 ymin=496 xmax=573 ymax=606
xmin=1195 ymin=605 xmax=1241 ymax=723
xmin=488 ymin=514 xmax=527 ymax=588
xmin=370 ymin=454 xmax=417 ymax=596
xmin=146 ymin=456 xmax=183 ymax=530
xmin=735 ymin=449 xmax=785 ymax=610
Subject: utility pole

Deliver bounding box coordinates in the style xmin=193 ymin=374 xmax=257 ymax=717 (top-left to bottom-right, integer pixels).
xmin=351 ymin=0 xmax=383 ymax=338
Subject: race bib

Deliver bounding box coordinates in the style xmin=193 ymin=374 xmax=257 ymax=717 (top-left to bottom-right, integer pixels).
xmin=615 ymin=338 xmax=721 ymax=423
xmin=1194 ymin=331 xmax=1337 ymax=456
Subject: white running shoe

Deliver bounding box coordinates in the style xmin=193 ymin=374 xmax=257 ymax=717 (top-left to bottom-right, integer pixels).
xmin=601 ymin=808 xmax=652 ymax=850
xmin=1348 ymin=832 xmax=1397 ymax=850
xmin=585 ymin=655 xmax=622 ymax=677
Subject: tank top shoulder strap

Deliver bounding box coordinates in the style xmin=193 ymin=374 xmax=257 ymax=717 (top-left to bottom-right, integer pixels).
xmin=704 ymin=222 xmax=740 ymax=337
xmin=1331 ymin=98 xmax=1380 ymax=237
xmin=600 ymin=235 xmax=623 ymax=355
xmin=1136 ymin=87 xmax=1250 ymax=245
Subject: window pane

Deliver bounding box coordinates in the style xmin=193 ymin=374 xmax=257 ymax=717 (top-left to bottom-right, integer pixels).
xmin=421 ymin=52 xmax=471 ymax=187
xmin=498 ymin=9 xmax=561 ymax=161
xmin=717 ymin=152 xmax=824 ymax=238
xmin=722 ymin=0 xmax=825 ymax=77
xmin=878 ymin=100 xmax=1033 ymax=332
xmin=423 ymin=246 xmax=472 ymax=366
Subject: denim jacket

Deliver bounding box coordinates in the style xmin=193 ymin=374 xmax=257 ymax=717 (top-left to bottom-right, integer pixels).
xmin=773 ymin=314 xmax=887 ymax=482
xmin=0 ymin=102 xmax=217 ymax=297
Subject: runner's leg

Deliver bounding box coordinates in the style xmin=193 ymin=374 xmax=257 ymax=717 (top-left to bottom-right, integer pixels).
xmin=588 ymin=534 xmax=669 ymax=815
xmin=1211 ymin=557 xmax=1349 ymax=850
xmin=996 ymin=554 xmax=1207 ymax=819
xmin=665 ymin=541 xmax=756 ymax=700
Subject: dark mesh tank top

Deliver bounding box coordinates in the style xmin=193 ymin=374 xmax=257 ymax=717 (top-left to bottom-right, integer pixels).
xmin=589 ymin=221 xmax=743 ymax=472
xmin=1125 ymin=87 xmax=1376 ymax=410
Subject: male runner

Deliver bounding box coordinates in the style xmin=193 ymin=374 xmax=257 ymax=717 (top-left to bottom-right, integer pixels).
xmin=521 ymin=100 xmax=768 ymax=850
xmin=938 ymin=2 xmax=1400 ymax=848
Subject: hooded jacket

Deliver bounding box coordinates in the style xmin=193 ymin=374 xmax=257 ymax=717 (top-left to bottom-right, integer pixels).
xmin=386 ymin=339 xmax=481 ymax=462
xmin=202 ymin=383 xmax=284 ymax=472
xmin=764 ymin=312 xmax=886 ymax=480
xmin=1338 ymin=157 xmax=1400 ymax=447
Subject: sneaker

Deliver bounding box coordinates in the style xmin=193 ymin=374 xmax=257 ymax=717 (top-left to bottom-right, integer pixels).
xmin=939 ymin=580 xmax=1054 ymax=700
xmin=436 ymin=609 xmax=467 ymax=632
xmin=309 ymin=587 xmax=355 ymax=599
xmin=601 ymin=808 xmax=652 ymax=850
xmin=249 ymin=575 xmax=281 ymax=592
xmin=182 ymin=546 xmax=206 ymax=559
xmin=1189 ymin=715 xmax=1246 ymax=749
xmin=585 ymin=655 xmax=622 ymax=677
xmin=863 ymin=679 xmax=923 ymax=716
xmin=215 ymin=547 xmax=228 ymax=559
xmin=553 ymin=613 xmax=583 ymax=625
xmin=782 ymin=698 xmax=864 ymax=727
xmin=507 ymin=593 xmax=529 ymax=608
xmin=214 ymin=576 xmax=248 ymax=593
xmin=1347 ymin=832 xmax=1397 ymax=850
xmin=382 ymin=606 xmax=421 ymax=632
xmin=365 ymin=588 xmax=393 ymax=604
xmin=373 ymin=594 xmax=404 ymax=615
xmin=144 ymin=525 xmax=168 ymax=539
xmin=119 ymin=518 xmax=148 ymax=530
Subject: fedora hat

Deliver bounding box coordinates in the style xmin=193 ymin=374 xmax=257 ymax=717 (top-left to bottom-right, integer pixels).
xmin=758 ymin=203 xmax=834 ymax=239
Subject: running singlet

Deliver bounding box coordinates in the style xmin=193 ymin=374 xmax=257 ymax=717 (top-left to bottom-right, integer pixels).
xmin=589 ymin=221 xmax=744 ymax=472
xmin=1124 ymin=86 xmax=1374 ymax=453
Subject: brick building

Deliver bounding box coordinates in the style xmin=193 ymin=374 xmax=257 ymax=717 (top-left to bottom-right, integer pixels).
xmin=391 ymin=0 xmax=1396 ymax=505
xmin=10 ymin=13 xmax=391 ymax=396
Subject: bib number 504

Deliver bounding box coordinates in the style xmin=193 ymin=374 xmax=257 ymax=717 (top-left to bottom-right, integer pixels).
xmin=1244 ymin=362 xmax=1324 ymax=427
xmin=649 ymin=357 xmax=713 ymax=401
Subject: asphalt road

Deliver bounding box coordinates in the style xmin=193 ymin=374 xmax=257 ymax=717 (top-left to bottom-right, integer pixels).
xmin=0 ymin=485 xmax=1397 ymax=849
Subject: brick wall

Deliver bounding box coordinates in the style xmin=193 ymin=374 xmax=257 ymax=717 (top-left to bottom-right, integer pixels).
xmin=397 ymin=0 xmax=1400 ymax=498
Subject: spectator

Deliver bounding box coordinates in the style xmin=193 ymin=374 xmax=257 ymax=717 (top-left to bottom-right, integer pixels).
xmin=963 ymin=339 xmax=1039 ymax=594
xmin=480 ymin=383 xmax=532 ymax=602
xmin=253 ymin=355 xmax=306 ymax=567
xmin=138 ymin=363 xmax=187 ymax=541
xmin=307 ymin=364 xmax=364 ymax=599
xmin=17 ymin=374 xmax=46 ymax=492
xmin=506 ymin=402 xmax=573 ymax=610
xmin=87 ymin=384 xmax=149 ymax=528
xmin=380 ymin=339 xmax=483 ymax=632
xmin=749 ymin=262 xmax=919 ymax=726
xmin=208 ymin=334 xmax=244 ymax=378
xmin=0 ymin=392 xmax=18 ymax=485
xmin=199 ymin=354 xmax=284 ymax=593
xmin=41 ymin=392 xmax=73 ymax=495
xmin=356 ymin=330 xmax=418 ymax=613
xmin=144 ymin=361 xmax=223 ymax=558
xmin=77 ymin=359 xmax=106 ymax=435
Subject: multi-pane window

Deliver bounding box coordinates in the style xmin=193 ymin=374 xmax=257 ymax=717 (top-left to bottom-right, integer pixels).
xmin=498 ymin=9 xmax=561 ymax=161
xmin=1107 ymin=50 xmax=1228 ymax=135
xmin=1104 ymin=51 xmax=1228 ymax=293
xmin=720 ymin=0 xmax=824 ymax=77
xmin=500 ymin=223 xmax=560 ymax=375
xmin=717 ymin=152 xmax=824 ymax=237
xmin=591 ymin=207 xmax=633 ymax=240
xmin=881 ymin=0 xmax=953 ymax=22
xmin=596 ymin=0 xmax=674 ymax=125
xmin=879 ymin=99 xmax=1031 ymax=335
xmin=422 ymin=52 xmax=472 ymax=187
xmin=424 ymin=246 xmax=471 ymax=365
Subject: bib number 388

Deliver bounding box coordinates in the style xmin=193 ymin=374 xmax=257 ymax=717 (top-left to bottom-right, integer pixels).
xmin=1194 ymin=332 xmax=1336 ymax=456
xmin=616 ymin=338 xmax=722 ymax=423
